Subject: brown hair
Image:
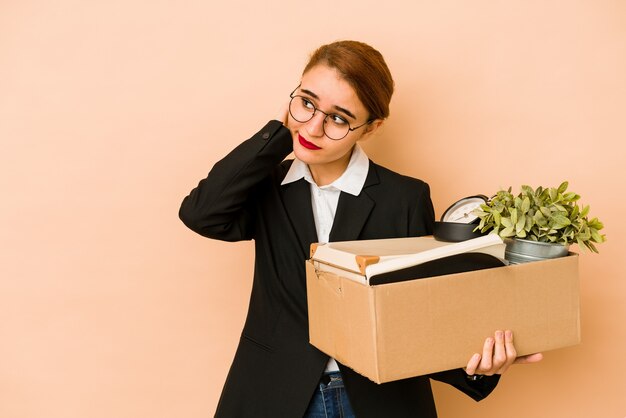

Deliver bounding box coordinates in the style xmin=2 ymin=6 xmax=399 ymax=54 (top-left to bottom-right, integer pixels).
xmin=303 ymin=40 xmax=394 ymax=121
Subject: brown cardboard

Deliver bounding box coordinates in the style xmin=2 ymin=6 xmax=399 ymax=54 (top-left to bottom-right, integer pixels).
xmin=306 ymin=254 xmax=580 ymax=384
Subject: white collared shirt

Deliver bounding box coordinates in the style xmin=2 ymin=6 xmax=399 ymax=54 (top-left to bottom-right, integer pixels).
xmin=281 ymin=144 xmax=369 ymax=243
xmin=281 ymin=144 xmax=370 ymax=372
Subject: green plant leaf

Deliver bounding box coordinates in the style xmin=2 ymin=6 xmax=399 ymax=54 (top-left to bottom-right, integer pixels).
xmin=590 ymin=229 xmax=606 ymax=243
xmin=549 ymin=188 xmax=558 ymax=202
xmin=586 ymin=241 xmax=599 ymax=253
xmin=472 ymin=209 xmax=489 ymax=217
xmin=500 ymin=226 xmax=515 ymax=237
xmin=578 ymin=227 xmax=591 ymax=241
xmin=588 ymin=217 xmax=604 ymax=230
xmin=525 ymin=215 xmax=533 ymax=231
xmin=493 ymin=210 xmax=501 ymax=227
xmin=580 ymin=205 xmax=590 ymax=217
xmin=516 ymin=214 xmax=526 ymax=234
xmin=533 ymin=210 xmax=546 ymax=228
xmin=557 ymin=181 xmax=568 ymax=194
xmin=551 ymin=214 xmax=571 ymax=229
xmin=521 ymin=185 xmax=534 ymax=195
xmin=510 ymin=208 xmax=518 ymax=225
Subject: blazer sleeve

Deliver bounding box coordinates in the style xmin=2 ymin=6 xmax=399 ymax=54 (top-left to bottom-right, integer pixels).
xmin=179 ymin=120 xmax=293 ymax=242
xmin=428 ymin=368 xmax=500 ymax=401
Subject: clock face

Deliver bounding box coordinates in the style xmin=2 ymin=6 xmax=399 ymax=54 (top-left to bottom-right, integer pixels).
xmin=441 ymin=196 xmax=487 ymax=224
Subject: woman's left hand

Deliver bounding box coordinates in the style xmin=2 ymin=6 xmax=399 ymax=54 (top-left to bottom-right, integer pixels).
xmin=465 ymin=330 xmax=543 ymax=376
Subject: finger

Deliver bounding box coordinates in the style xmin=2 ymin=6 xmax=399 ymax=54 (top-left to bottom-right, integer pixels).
xmin=504 ymin=330 xmax=516 ymax=359
xmin=514 ymin=353 xmax=544 ymax=364
xmin=492 ymin=330 xmax=507 ymax=372
xmin=465 ymin=353 xmax=481 ymax=376
xmin=478 ymin=336 xmax=495 ymax=373
xmin=497 ymin=330 xmax=517 ymax=374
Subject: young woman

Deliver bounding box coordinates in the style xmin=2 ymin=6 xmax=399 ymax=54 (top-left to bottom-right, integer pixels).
xmin=179 ymin=40 xmax=540 ymax=418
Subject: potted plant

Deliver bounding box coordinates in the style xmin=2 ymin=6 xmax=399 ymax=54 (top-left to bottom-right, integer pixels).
xmin=472 ymin=181 xmax=606 ymax=263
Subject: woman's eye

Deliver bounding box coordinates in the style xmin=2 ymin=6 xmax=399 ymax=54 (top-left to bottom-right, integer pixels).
xmin=330 ymin=114 xmax=348 ymax=125
xmin=301 ymin=97 xmax=315 ymax=110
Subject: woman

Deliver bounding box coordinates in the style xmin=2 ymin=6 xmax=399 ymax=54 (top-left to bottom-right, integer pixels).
xmin=179 ymin=40 xmax=540 ymax=418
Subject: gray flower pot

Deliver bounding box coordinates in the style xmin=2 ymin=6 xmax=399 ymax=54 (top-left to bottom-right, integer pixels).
xmin=504 ymin=238 xmax=570 ymax=264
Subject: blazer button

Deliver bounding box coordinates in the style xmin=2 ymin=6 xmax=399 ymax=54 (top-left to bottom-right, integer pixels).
xmin=262 ymin=132 xmax=270 ymax=140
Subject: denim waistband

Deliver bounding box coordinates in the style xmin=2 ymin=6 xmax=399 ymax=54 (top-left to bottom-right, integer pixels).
xmin=320 ymin=370 xmax=342 ymax=386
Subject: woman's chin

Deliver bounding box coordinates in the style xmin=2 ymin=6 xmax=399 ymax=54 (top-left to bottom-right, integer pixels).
xmin=293 ymin=145 xmax=318 ymax=164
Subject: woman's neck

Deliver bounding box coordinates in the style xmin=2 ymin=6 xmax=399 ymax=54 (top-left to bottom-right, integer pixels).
xmin=308 ymin=149 xmax=353 ymax=187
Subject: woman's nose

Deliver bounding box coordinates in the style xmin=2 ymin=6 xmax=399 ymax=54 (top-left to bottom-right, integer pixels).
xmin=305 ymin=111 xmax=326 ymax=137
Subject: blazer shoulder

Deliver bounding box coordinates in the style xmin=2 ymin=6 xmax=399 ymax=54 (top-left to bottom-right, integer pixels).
xmin=368 ymin=161 xmax=430 ymax=192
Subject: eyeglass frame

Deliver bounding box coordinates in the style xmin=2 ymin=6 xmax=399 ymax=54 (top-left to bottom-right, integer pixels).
xmin=288 ymin=85 xmax=373 ymax=140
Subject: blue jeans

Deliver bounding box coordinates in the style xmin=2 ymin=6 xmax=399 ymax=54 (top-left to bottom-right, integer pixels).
xmin=303 ymin=371 xmax=355 ymax=418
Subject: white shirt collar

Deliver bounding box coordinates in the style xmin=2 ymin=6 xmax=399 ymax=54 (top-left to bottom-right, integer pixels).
xmin=281 ymin=144 xmax=370 ymax=196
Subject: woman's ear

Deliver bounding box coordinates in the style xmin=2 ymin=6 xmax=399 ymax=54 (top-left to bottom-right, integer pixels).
xmin=359 ymin=119 xmax=384 ymax=140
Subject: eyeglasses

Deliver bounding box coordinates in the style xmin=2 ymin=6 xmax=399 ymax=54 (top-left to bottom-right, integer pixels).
xmin=288 ymin=86 xmax=372 ymax=140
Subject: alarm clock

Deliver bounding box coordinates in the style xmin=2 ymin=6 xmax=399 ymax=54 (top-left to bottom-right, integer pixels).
xmin=433 ymin=195 xmax=489 ymax=242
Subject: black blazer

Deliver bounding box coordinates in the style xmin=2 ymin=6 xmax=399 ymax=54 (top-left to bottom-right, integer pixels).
xmin=179 ymin=120 xmax=499 ymax=418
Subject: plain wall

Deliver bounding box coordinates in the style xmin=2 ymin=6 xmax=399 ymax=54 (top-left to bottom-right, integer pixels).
xmin=1 ymin=1 xmax=624 ymax=417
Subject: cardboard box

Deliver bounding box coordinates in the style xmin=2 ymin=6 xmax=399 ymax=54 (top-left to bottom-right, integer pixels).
xmin=306 ymin=254 xmax=580 ymax=384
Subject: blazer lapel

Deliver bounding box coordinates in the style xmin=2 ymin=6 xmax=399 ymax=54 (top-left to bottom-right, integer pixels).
xmin=281 ymin=178 xmax=318 ymax=255
xmin=329 ymin=162 xmax=379 ymax=242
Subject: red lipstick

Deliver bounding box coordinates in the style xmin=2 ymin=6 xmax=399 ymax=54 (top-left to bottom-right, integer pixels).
xmin=298 ymin=134 xmax=322 ymax=150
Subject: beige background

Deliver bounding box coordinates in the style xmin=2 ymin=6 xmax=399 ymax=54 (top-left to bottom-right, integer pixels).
xmin=1 ymin=1 xmax=625 ymax=417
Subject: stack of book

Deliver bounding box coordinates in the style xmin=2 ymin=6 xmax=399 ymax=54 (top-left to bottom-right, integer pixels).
xmin=310 ymin=234 xmax=507 ymax=285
